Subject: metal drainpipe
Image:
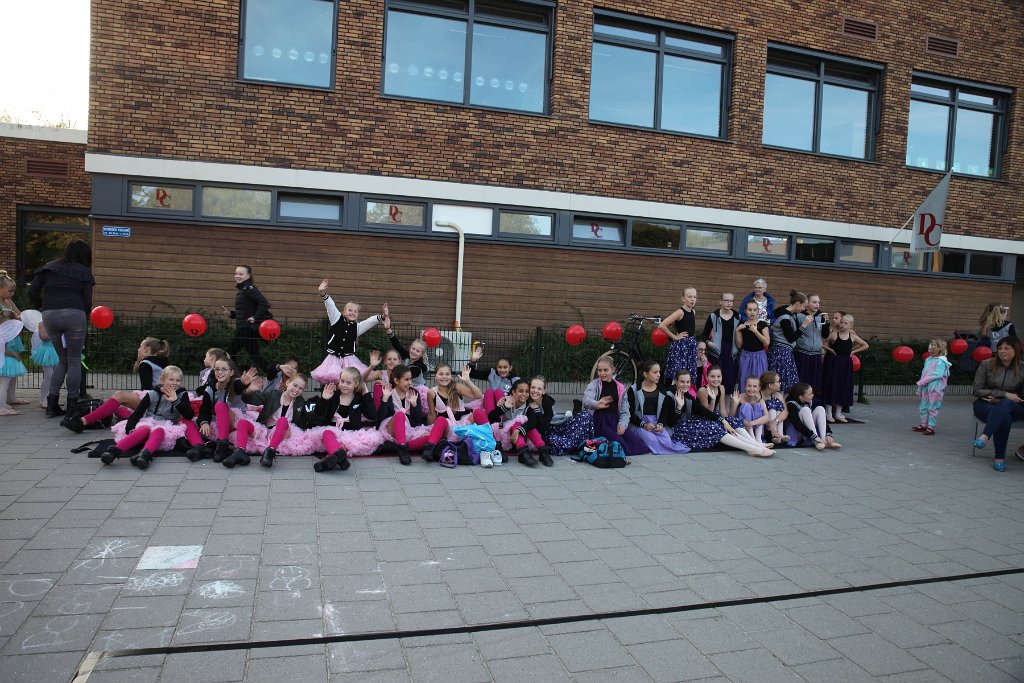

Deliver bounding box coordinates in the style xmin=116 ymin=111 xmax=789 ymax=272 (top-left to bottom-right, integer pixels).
xmin=433 ymin=220 xmax=464 ymax=331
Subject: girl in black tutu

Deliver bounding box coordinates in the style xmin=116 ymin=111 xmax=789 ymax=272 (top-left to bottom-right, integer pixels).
xmin=670 ymin=370 xmax=773 ymax=457
xmin=822 ymin=314 xmax=869 ymax=423
xmin=660 ymin=288 xmax=699 ymax=389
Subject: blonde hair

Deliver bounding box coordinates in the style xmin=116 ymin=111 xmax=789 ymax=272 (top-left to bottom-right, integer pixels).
xmin=134 ymin=337 xmax=170 ymax=370
xmin=0 ymin=270 xmax=15 ymax=289
xmin=980 ymin=304 xmax=1006 ymax=333
xmin=160 ymin=365 xmax=184 ymax=383
xmin=930 ymin=338 xmax=948 ymax=357
xmin=841 ymin=314 xmax=855 ymax=324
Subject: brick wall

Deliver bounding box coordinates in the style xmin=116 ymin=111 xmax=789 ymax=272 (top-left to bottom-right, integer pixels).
xmin=89 ymin=0 xmax=1024 ymax=241
xmin=92 ymin=220 xmax=1008 ymax=340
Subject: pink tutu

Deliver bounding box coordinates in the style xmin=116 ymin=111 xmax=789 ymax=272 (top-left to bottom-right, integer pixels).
xmin=312 ymin=354 xmax=368 ymax=385
xmin=325 ymin=427 xmax=386 ymax=456
xmin=236 ymin=422 xmax=323 ymax=456
xmin=111 ymin=417 xmax=190 ymax=451
xmin=492 ymin=415 xmax=528 ymax=450
xmin=378 ymin=416 xmax=431 ymax=443
xmin=464 ymin=397 xmax=484 ymax=411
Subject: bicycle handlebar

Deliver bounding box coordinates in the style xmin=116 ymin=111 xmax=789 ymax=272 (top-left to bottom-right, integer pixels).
xmin=628 ymin=313 xmax=663 ymax=323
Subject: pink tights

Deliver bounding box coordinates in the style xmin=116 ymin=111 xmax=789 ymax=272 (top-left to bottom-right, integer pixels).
xmin=392 ymin=414 xmax=447 ymax=451
xmin=115 ymin=421 xmax=202 ymax=452
xmin=235 ymin=417 xmax=289 ymax=452
xmin=511 ymin=428 xmax=545 ymax=450
xmin=214 ymin=402 xmax=233 ymax=440
xmin=483 ymin=389 xmax=506 ymax=413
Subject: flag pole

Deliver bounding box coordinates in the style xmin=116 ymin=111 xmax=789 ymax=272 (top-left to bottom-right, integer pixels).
xmin=885 ymin=214 xmax=917 ymax=246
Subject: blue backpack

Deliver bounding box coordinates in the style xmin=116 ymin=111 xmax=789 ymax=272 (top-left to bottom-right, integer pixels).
xmin=572 ymin=437 xmax=627 ymax=468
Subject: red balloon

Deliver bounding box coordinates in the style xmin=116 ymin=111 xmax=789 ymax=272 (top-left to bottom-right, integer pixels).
xmin=423 ymin=327 xmax=442 ymax=349
xmin=973 ymin=345 xmax=993 ymax=362
xmin=89 ymin=306 xmax=114 ymax=329
xmin=892 ymin=345 xmax=914 ymax=364
xmin=565 ymin=324 xmax=586 ymax=346
xmin=922 ymin=351 xmax=930 ymax=360
xmin=258 ymin=319 xmax=281 ymax=341
xmin=182 ymin=313 xmax=207 ymax=337
xmin=601 ymin=321 xmax=623 ymax=343
xmin=651 ymin=328 xmax=669 ymax=347
xmin=950 ymin=338 xmax=968 ymax=355
xmin=852 ymin=355 xmax=861 ymax=372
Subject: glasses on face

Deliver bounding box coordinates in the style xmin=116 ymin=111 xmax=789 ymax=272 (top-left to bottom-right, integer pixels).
xmin=721 ymin=299 xmax=734 ymax=303
xmin=214 ymin=367 xmax=232 ymax=373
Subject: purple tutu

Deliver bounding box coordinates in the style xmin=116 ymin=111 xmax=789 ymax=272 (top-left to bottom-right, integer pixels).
xmin=738 ymin=350 xmax=767 ymax=386
xmin=767 ymin=344 xmax=800 ymax=391
xmin=671 ymin=417 xmax=725 ymax=450
xmin=312 ymin=354 xmax=368 ymax=386
xmin=545 ymin=411 xmax=594 ymax=455
xmin=664 ymin=336 xmax=698 ymax=384
xmin=794 ymin=351 xmax=823 ymax=392
xmin=593 ymin=410 xmax=648 ymax=456
xmin=631 ymin=416 xmax=690 ymax=454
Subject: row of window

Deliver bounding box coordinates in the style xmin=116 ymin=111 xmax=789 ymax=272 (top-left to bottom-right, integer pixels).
xmin=119 ymin=179 xmax=1006 ymax=279
xmin=238 ymin=0 xmax=1011 ymax=179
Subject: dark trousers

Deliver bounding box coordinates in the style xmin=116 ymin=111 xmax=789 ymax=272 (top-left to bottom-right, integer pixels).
xmin=226 ymin=324 xmax=274 ymax=375
xmin=973 ymin=399 xmax=1024 ymax=458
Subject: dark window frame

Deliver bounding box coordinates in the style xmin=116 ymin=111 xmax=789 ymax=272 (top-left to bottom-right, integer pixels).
xmin=907 ymin=72 xmax=1011 ymax=179
xmin=275 ymin=191 xmax=345 ymax=226
xmin=381 ymin=0 xmax=555 ymax=115
xmin=362 ymin=197 xmax=430 ymax=233
xmin=589 ymin=10 xmax=733 ymax=139
xmin=126 ymin=181 xmax=198 ymax=216
xmin=238 ymin=0 xmax=339 ymax=91
xmin=17 ymin=206 xmax=91 ymax=285
xmin=628 ymin=218 xmax=683 ymax=253
xmin=495 ymin=209 xmax=556 ymax=243
xmin=763 ymin=43 xmax=883 ymax=160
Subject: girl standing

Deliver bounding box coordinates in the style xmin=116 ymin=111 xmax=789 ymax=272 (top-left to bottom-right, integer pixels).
xmin=736 ymin=300 xmax=770 ymax=384
xmin=310 ymin=367 xmax=384 ymax=471
xmin=222 ymin=265 xmax=275 ymax=375
xmin=915 ymin=339 xmax=951 ymax=435
xmin=767 ymin=290 xmax=807 ymax=392
xmin=468 ymin=345 xmax=520 ymax=412
xmin=669 ymin=371 xmax=773 ymax=457
xmin=794 ymin=294 xmax=827 ymax=392
xmin=784 ymin=383 xmax=841 ymax=450
xmin=660 ymin=288 xmax=699 ymax=388
xmin=425 ymin=363 xmax=487 ymax=461
xmin=736 ymin=376 xmax=771 ymax=444
xmin=311 ymin=279 xmax=386 ymax=385
xmin=702 ymin=293 xmax=738 ymax=393
xmin=626 ymin=360 xmax=691 ymax=455
xmin=0 ymin=273 xmax=27 ymax=416
xmin=822 ymin=314 xmax=869 ymax=422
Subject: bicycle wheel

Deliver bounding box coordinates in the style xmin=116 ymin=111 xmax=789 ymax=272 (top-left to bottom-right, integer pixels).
xmin=590 ymin=351 xmax=637 ymax=386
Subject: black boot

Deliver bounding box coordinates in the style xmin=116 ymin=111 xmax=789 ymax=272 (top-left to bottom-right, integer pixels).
xmin=538 ymin=445 xmax=554 ymax=467
xmin=313 ymin=454 xmax=332 ymax=472
xmin=99 ymin=445 xmax=121 ymax=465
xmin=212 ymin=439 xmax=231 ymax=463
xmin=517 ymin=447 xmax=538 ymax=468
xmin=130 ymin=449 xmax=153 ymax=470
xmin=61 ymin=413 xmax=85 ymax=433
xmin=45 ymin=395 xmax=66 ymax=418
xmin=421 ymin=443 xmax=437 ymax=462
xmin=223 ymin=447 xmax=249 ymax=468
xmin=572 ymin=399 xmax=583 ymax=416
xmin=398 ymin=444 xmax=411 ymax=466
xmin=186 ymin=444 xmax=209 ymax=462
xmin=260 ymin=447 xmax=278 ymax=468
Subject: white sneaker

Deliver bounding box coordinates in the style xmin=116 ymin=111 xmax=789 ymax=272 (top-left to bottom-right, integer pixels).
xmin=491 ymin=449 xmax=503 ymax=467
xmin=479 ymin=450 xmax=493 ymax=468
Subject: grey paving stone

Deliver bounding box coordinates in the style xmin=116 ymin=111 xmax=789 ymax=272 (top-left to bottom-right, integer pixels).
xmin=603 ymin=614 xmax=686 ymax=645
xmin=931 ymin=619 xmax=1024 ymax=661
xmin=707 ymin=647 xmax=808 ymax=682
xmin=0 ymin=651 xmax=86 ymax=683
xmin=378 ymin=560 xmax=444 ymax=587
xmin=328 ymin=637 xmax=406 ymax=673
xmin=244 ymin=653 xmax=328 ymax=682
xmin=781 ymin=603 xmax=872 ymax=639
xmin=34 ymin=583 xmax=121 ymax=616
xmin=3 ymin=547 xmax=83 ymax=573
xmin=405 ymin=642 xmax=491 ymax=683
xmin=161 ymin=649 xmax=248 ymax=683
xmin=432 ymin=545 xmax=491 ymax=570
xmin=948 ymin=599 xmax=1024 ymax=635
xmin=828 ymin=633 xmax=929 ymax=676
xmin=454 ymin=590 xmax=528 ymax=625
xmin=626 ymin=638 xmax=722 ymax=682
xmin=443 ymin=567 xmax=508 ymax=595
xmin=491 ymin=552 xmax=557 ymax=579
xmin=791 ymin=656 xmax=879 ymax=682
xmin=324 ymin=600 xmax=396 ymax=634
xmin=487 ymin=653 xmax=573 ymax=681
xmin=547 ymin=627 xmax=637 ymax=673
xmin=909 ymin=643 xmax=1019 ymax=683
xmin=172 ymin=606 xmax=252 ymax=644
xmin=102 ymin=595 xmax=186 ymax=630
xmin=669 ymin=615 xmax=760 ymax=655
xmin=253 ymin=588 xmax=323 ymax=622
xmin=389 ymin=583 xmax=457 ymax=613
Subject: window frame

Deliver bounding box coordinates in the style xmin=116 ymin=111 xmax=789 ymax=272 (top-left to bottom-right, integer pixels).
xmin=126 ymin=181 xmax=198 ymax=216
xmin=496 ymin=209 xmax=556 ymax=242
xmin=275 ymin=191 xmax=345 ymax=226
xmin=762 ymin=43 xmax=883 ymax=160
xmin=906 ymin=72 xmax=1010 ymax=179
xmin=589 ymin=10 xmax=733 ymax=139
xmin=362 ymin=197 xmax=430 ymax=233
xmin=238 ymin=0 xmax=339 ymax=91
xmin=744 ymin=231 xmax=792 ymax=260
xmin=381 ymin=0 xmax=555 ymax=115
xmin=683 ymin=226 xmax=733 ymax=256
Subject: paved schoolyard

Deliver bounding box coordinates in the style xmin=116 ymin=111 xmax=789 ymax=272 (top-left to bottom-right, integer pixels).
xmin=0 ymin=393 xmax=1022 ymax=682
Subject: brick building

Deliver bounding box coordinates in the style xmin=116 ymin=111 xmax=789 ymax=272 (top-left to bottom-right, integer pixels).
xmin=78 ymin=0 xmax=1024 ymax=339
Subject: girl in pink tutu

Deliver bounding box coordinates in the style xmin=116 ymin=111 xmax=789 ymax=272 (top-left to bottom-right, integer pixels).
xmin=311 ymin=278 xmax=387 ymax=385
xmin=467 ymin=345 xmax=520 ymax=412
xmin=423 ymin=363 xmax=487 ymax=462
xmin=227 ymin=373 xmax=311 ymax=468
xmin=102 ymin=366 xmax=204 ymax=470
xmin=309 ymin=367 xmax=383 ymax=472
xmin=488 ymin=378 xmax=548 ymax=467
xmin=378 ymin=365 xmax=430 ymax=466
xmin=365 ymin=347 xmax=403 ymax=408
xmin=384 ymin=318 xmax=430 ymax=401
xmin=196 ymin=358 xmax=251 ymax=463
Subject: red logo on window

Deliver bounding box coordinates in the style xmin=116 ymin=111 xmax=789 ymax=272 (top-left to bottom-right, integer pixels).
xmin=156 ymin=189 xmax=170 ymax=207
xmin=388 ymin=205 xmax=402 ymax=222
xmin=591 ymin=222 xmax=603 ymax=238
xmin=903 ymin=251 xmax=911 ymax=265
xmin=762 ymin=237 xmax=772 ymax=252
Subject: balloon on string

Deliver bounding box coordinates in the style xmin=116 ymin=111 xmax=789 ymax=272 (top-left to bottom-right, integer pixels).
xmin=851 ymin=355 xmax=861 ymax=372
xmin=258 ymin=319 xmax=281 ymax=341
xmin=651 ymin=328 xmax=669 ymax=347
xmin=182 ymin=313 xmax=207 ymax=337
xmin=891 ymin=345 xmax=914 ymax=364
xmin=423 ymin=327 xmax=442 ymax=349
xmin=90 ymin=306 xmax=114 ymax=329
xmin=565 ymin=325 xmax=586 ymax=346
xmin=949 ymin=338 xmax=968 ymax=355
xmin=973 ymin=345 xmax=993 ymax=362
xmin=601 ymin=321 xmax=623 ymax=343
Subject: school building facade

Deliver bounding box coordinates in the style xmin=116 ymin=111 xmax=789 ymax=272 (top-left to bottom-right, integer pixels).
xmin=9 ymin=0 xmax=1024 ymax=341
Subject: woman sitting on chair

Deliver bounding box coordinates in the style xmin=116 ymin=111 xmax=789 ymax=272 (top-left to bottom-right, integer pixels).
xmin=973 ymin=336 xmax=1024 ymax=472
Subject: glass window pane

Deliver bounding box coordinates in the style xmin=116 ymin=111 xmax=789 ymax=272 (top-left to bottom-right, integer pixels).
xmin=477 ymin=0 xmax=546 ymax=24
xmin=23 ymin=212 xmax=89 ymax=226
xmin=129 ymin=183 xmax=195 ymax=211
xmin=934 ymin=251 xmax=966 ymax=273
xmin=890 ymin=246 xmax=924 ymax=271
xmin=573 ymin=218 xmax=624 ymax=245
xmin=762 ymin=74 xmax=814 ymax=150
xmin=201 ymin=188 xmax=272 ymax=220
xmin=20 ymin=228 xmax=90 ymax=282
xmin=242 ymin=0 xmax=334 ymax=88
xmin=767 ymin=50 xmax=818 ymax=74
xmin=279 ymin=194 xmax=341 ymax=221
xmin=839 ymin=242 xmax=877 ymax=265
xmin=911 ymin=82 xmax=951 ymax=99
xmin=498 ymin=212 xmax=552 ymax=236
xmin=593 ymin=20 xmax=656 ymax=43
xmin=384 ymin=11 xmax=466 ymax=103
xmin=747 ymin=233 xmax=789 ymax=257
xmin=631 ymin=221 xmax=680 ymax=250
xmin=820 ymin=84 xmax=868 ymax=158
xmin=589 ymin=43 xmax=656 ymax=127
xmin=953 ymin=108 xmax=996 ymax=177
xmin=469 ymin=24 xmax=545 ymax=112
xmin=661 ymin=56 xmax=722 ymax=137
xmin=969 ymin=253 xmax=1002 ymax=277
xmin=794 ymin=237 xmax=835 ymax=263
xmin=685 ymin=228 xmax=730 ymax=252
xmin=824 ymin=62 xmax=875 ymax=85
xmin=432 ymin=204 xmax=493 ymax=235
xmin=365 ymin=201 xmax=424 ymax=227
xmin=665 ymin=34 xmax=723 ymax=56
xmin=906 ymin=100 xmax=949 ymax=170
xmin=959 ymin=91 xmax=995 ymax=106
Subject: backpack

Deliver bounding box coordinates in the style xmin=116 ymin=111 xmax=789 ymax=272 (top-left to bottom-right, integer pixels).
xmin=70 ymin=438 xmax=117 ymax=458
xmin=572 ymin=437 xmax=627 ymax=468
xmin=437 ymin=440 xmax=474 ymax=468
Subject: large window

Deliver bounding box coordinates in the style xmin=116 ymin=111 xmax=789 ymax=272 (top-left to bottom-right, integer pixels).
xmin=240 ymin=0 xmax=337 ymax=89
xmin=763 ymin=46 xmax=881 ymax=159
xmin=589 ymin=13 xmax=731 ymax=137
xmin=383 ymin=0 xmax=552 ymax=113
xmin=906 ymin=74 xmax=1009 ymax=178
xmin=18 ymin=210 xmax=90 ymax=284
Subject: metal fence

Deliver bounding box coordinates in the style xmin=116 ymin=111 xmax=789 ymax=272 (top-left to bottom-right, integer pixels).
xmin=13 ymin=316 xmax=983 ymax=402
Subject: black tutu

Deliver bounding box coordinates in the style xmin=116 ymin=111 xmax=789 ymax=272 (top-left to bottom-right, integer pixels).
xmin=794 ymin=351 xmax=823 ymax=392
xmin=545 ymin=410 xmax=594 ymax=455
xmin=672 ymin=417 xmax=725 ymax=450
xmin=664 ymin=337 xmax=697 ymax=385
xmin=767 ymin=344 xmax=800 ymax=391
xmin=822 ymin=354 xmax=854 ymax=406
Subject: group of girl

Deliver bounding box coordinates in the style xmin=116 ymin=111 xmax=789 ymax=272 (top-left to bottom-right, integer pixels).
xmin=0 ymin=271 xmax=60 ymax=416
xmin=660 ymin=279 xmax=869 ymax=424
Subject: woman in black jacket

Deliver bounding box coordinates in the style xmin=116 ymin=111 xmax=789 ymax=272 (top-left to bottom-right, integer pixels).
xmin=28 ymin=240 xmax=94 ymax=417
xmin=221 ymin=265 xmax=275 ymax=375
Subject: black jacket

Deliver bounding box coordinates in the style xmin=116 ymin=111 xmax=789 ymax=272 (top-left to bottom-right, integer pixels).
xmin=230 ymin=281 xmax=272 ymax=328
xmin=28 ymin=261 xmax=95 ymax=312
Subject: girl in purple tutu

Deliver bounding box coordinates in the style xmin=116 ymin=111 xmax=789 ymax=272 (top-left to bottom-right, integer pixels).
xmin=669 ymin=370 xmax=773 ymax=457
xmin=736 ymin=300 xmax=770 ymax=384
xmin=626 ymin=360 xmax=691 ymax=455
xmin=587 ymin=356 xmax=649 ymax=456
xmin=659 ymin=288 xmax=699 ymax=389
xmin=311 ymin=278 xmax=386 ymax=385
xmin=822 ymin=314 xmax=869 ymax=423
xmin=736 ymin=375 xmax=771 ymax=444
xmin=794 ymin=294 xmax=827 ymax=392
xmin=759 ymin=371 xmax=788 ymax=445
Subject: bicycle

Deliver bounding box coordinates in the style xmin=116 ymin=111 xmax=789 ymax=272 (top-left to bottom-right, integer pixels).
xmin=589 ymin=313 xmax=663 ymax=386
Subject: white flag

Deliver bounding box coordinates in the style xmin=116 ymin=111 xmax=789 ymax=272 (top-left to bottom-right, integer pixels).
xmin=910 ymin=171 xmax=952 ymax=253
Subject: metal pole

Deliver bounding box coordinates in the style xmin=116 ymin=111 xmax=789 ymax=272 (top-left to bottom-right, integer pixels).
xmin=433 ymin=221 xmax=465 ymax=331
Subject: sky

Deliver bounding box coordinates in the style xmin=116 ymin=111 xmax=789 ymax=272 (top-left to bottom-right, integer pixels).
xmin=0 ymin=0 xmax=90 ymax=129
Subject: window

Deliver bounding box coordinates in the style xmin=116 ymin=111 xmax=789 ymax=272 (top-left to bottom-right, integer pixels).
xmin=934 ymin=251 xmax=966 ymax=274
xmin=969 ymin=253 xmax=1002 ymax=277
xmin=129 ymin=183 xmax=195 ymax=212
xmin=383 ymin=0 xmax=552 ymax=113
xmin=18 ymin=209 xmax=90 ymax=283
xmin=631 ymin=221 xmax=680 ymax=250
xmin=747 ymin=233 xmax=789 ymax=258
xmin=906 ymin=74 xmax=1009 ymax=178
xmin=890 ymin=246 xmax=924 ymax=271
xmin=240 ymin=0 xmax=336 ymax=89
xmin=499 ymin=211 xmax=552 ymax=237
xmin=572 ymin=217 xmax=624 ymax=245
xmin=432 ymin=204 xmax=494 ymax=235
xmin=763 ymin=46 xmax=881 ymax=159
xmin=365 ymin=201 xmax=425 ymax=228
xmin=839 ymin=242 xmax=877 ymax=266
xmin=795 ymin=237 xmax=835 ymax=263
xmin=589 ymin=13 xmax=730 ymax=137
xmin=685 ymin=228 xmax=730 ymax=252
xmin=279 ymin=194 xmax=342 ymax=222
xmin=201 ymin=188 xmax=272 ymax=220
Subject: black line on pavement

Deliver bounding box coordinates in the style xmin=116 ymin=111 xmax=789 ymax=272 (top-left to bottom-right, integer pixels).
xmin=99 ymin=565 xmax=1024 ymax=659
